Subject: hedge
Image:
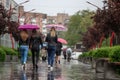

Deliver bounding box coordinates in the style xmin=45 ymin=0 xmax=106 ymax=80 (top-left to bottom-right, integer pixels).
xmin=79 ymin=46 xmax=120 ymax=62
xmin=1 ymin=47 xmax=18 ymax=55
xmin=0 ymin=48 xmax=6 ymax=62
xmin=109 ymin=46 xmax=120 ymax=62
xmin=92 ymin=47 xmax=111 ymax=58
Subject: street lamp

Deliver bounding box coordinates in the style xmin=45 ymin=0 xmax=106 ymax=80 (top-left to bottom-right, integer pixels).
xmin=7 ymin=0 xmax=30 ymax=16
xmin=14 ymin=0 xmax=30 ymax=9
xmin=7 ymin=0 xmax=30 ymax=13
xmin=19 ymin=0 xmax=29 ymax=5
xmin=86 ymin=1 xmax=101 ymax=10
xmin=27 ymin=9 xmax=36 ymax=13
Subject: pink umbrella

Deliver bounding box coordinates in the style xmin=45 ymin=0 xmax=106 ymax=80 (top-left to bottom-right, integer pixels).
xmin=58 ymin=38 xmax=67 ymax=44
xmin=46 ymin=24 xmax=67 ymax=31
xmin=18 ymin=24 xmax=39 ymax=30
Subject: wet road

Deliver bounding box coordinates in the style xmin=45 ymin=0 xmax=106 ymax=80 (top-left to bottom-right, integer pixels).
xmin=0 ymin=59 xmax=95 ymax=80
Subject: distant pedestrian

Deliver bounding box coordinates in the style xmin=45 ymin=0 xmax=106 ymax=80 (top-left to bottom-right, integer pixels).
xmin=55 ymin=41 xmax=62 ymax=64
xmin=41 ymin=45 xmax=47 ymax=62
xmin=63 ymin=48 xmax=67 ymax=60
xmin=18 ymin=29 xmax=30 ymax=70
xmin=30 ymin=29 xmax=43 ymax=69
xmin=45 ymin=27 xmax=58 ymax=71
xmin=66 ymin=47 xmax=72 ymax=62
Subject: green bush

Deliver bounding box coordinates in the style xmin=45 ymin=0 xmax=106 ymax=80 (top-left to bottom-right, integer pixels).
xmin=1 ymin=47 xmax=17 ymax=55
xmin=109 ymin=46 xmax=120 ymax=62
xmin=0 ymin=48 xmax=6 ymax=62
xmin=13 ymin=49 xmax=19 ymax=56
xmin=79 ymin=47 xmax=112 ymax=59
xmin=87 ymin=50 xmax=96 ymax=57
xmin=92 ymin=47 xmax=110 ymax=58
xmin=79 ymin=50 xmax=96 ymax=58
xmin=28 ymin=50 xmax=32 ymax=56
xmin=79 ymin=52 xmax=90 ymax=58
xmin=79 ymin=52 xmax=87 ymax=58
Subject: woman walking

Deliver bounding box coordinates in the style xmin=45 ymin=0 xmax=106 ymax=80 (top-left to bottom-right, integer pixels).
xmin=45 ymin=27 xmax=58 ymax=71
xmin=19 ymin=29 xmax=30 ymax=70
xmin=30 ymin=29 xmax=43 ymax=69
xmin=55 ymin=41 xmax=62 ymax=64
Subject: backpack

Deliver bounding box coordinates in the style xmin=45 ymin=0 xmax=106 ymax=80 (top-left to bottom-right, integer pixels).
xmin=67 ymin=49 xmax=71 ymax=54
xmin=32 ymin=38 xmax=40 ymax=50
xmin=47 ymin=34 xmax=57 ymax=48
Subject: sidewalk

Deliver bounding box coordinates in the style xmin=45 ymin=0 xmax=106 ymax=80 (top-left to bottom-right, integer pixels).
xmin=0 ymin=59 xmax=95 ymax=80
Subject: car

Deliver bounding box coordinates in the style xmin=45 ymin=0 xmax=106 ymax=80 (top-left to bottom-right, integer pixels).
xmin=71 ymin=51 xmax=82 ymax=60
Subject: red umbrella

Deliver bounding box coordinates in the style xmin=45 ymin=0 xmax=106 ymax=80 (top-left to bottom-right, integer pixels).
xmin=18 ymin=24 xmax=39 ymax=30
xmin=58 ymin=38 xmax=67 ymax=44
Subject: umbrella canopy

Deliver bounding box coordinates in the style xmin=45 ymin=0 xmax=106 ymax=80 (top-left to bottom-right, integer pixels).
xmin=46 ymin=24 xmax=67 ymax=31
xmin=18 ymin=24 xmax=39 ymax=30
xmin=58 ymin=38 xmax=67 ymax=44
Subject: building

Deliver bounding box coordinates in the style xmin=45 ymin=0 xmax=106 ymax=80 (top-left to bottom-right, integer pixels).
xmin=57 ymin=13 xmax=70 ymax=25
xmin=47 ymin=16 xmax=57 ymax=24
xmin=42 ymin=19 xmax=47 ymax=36
xmin=18 ymin=6 xmax=47 ymax=33
xmin=47 ymin=13 xmax=70 ymax=26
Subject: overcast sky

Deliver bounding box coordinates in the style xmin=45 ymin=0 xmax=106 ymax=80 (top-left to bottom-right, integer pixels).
xmin=14 ymin=0 xmax=104 ymax=16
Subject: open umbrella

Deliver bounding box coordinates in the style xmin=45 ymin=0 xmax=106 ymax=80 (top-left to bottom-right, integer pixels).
xmin=46 ymin=24 xmax=67 ymax=31
xmin=58 ymin=38 xmax=67 ymax=44
xmin=18 ymin=24 xmax=39 ymax=30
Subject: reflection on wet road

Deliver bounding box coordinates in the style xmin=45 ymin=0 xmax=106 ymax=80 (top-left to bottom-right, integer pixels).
xmin=0 ymin=59 xmax=95 ymax=80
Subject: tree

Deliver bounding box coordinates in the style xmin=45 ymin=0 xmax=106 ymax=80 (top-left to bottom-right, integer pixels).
xmin=0 ymin=4 xmax=19 ymax=39
xmin=64 ymin=10 xmax=94 ymax=46
xmin=82 ymin=0 xmax=120 ymax=50
xmin=0 ymin=4 xmax=19 ymax=48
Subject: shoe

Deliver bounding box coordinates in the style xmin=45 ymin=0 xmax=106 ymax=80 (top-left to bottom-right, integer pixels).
xmin=33 ymin=65 xmax=35 ymax=69
xmin=23 ymin=64 xmax=26 ymax=70
xmin=50 ymin=67 xmax=53 ymax=71
xmin=48 ymin=65 xmax=51 ymax=70
xmin=36 ymin=64 xmax=38 ymax=69
xmin=48 ymin=65 xmax=50 ymax=68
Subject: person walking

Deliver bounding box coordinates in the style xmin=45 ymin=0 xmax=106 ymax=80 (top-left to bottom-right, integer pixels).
xmin=45 ymin=27 xmax=58 ymax=71
xmin=66 ymin=47 xmax=72 ymax=62
xmin=30 ymin=29 xmax=43 ymax=69
xmin=63 ymin=48 xmax=67 ymax=60
xmin=18 ymin=29 xmax=30 ymax=70
xmin=55 ymin=41 xmax=62 ymax=64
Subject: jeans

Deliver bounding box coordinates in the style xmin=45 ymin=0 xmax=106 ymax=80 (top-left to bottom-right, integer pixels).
xmin=19 ymin=45 xmax=29 ymax=64
xmin=47 ymin=46 xmax=56 ymax=67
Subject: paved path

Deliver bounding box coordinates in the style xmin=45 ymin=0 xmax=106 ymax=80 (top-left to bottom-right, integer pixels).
xmin=0 ymin=59 xmax=95 ymax=80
